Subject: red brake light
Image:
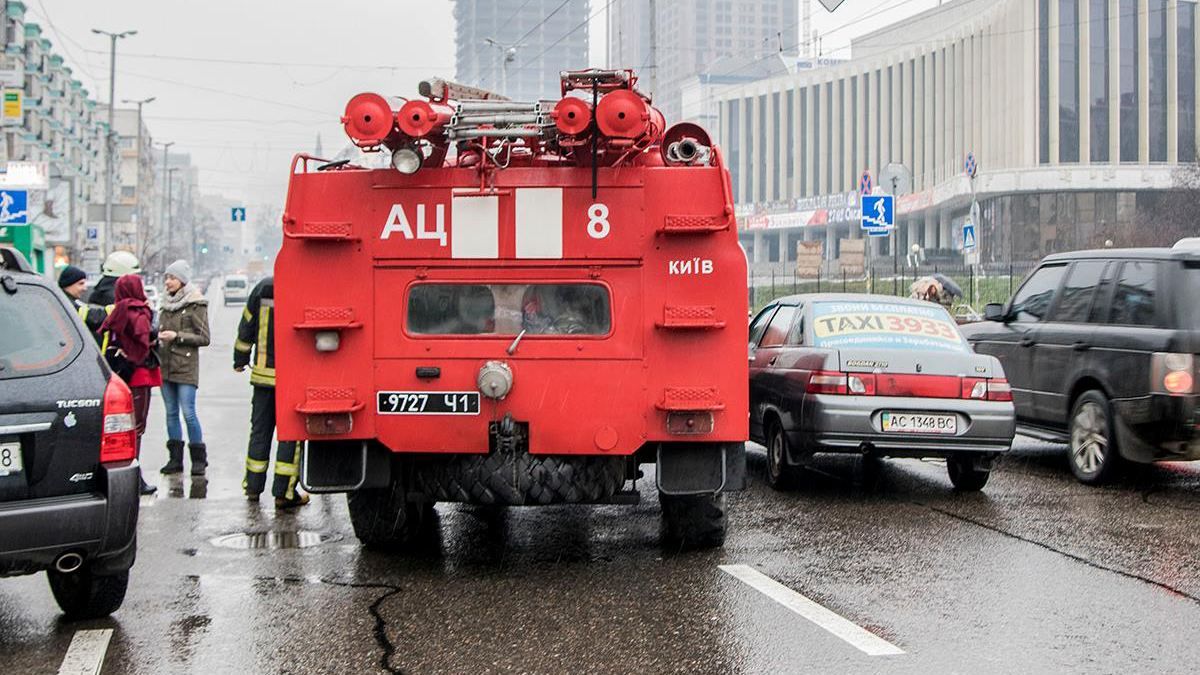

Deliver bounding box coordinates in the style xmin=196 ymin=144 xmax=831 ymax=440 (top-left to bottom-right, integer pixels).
xmin=1152 ymin=353 xmax=1196 ymax=396
xmin=807 ymin=371 xmax=848 ymax=395
xmin=986 ymin=379 xmax=1013 ymax=402
xmin=101 ymin=375 xmax=137 ymax=463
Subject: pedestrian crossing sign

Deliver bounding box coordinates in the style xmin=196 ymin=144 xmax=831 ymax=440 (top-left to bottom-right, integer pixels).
xmin=962 ymin=221 xmax=977 ymax=252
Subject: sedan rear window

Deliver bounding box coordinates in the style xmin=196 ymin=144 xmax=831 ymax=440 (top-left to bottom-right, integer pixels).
xmin=408 ymin=283 xmax=611 ymax=336
xmin=0 ymin=284 xmax=82 ymax=380
xmin=811 ymin=301 xmax=968 ymax=353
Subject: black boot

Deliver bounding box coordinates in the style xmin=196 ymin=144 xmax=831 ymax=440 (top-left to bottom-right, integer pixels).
xmin=189 ymin=443 xmax=208 ymax=476
xmin=160 ymin=440 xmax=185 ymax=475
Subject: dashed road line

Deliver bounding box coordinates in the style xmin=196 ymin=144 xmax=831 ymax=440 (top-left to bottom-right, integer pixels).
xmin=57 ymin=628 xmax=113 ymax=675
xmin=718 ymin=564 xmax=905 ymax=657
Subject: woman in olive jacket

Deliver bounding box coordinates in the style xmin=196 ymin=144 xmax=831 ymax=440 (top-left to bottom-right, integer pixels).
xmin=157 ymin=259 xmax=211 ymax=476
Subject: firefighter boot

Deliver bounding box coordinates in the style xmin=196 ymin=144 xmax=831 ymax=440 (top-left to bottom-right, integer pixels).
xmin=160 ymin=440 xmax=185 ymax=475
xmin=189 ymin=443 xmax=208 ymax=477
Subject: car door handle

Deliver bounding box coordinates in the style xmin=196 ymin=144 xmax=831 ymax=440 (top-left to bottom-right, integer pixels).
xmin=1072 ymin=341 xmax=1091 ymax=351
xmin=1020 ymin=339 xmax=1035 ymax=348
xmin=768 ymin=356 xmax=778 ymax=366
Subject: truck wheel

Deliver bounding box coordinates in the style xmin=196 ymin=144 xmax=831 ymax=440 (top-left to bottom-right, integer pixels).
xmin=47 ymin=567 xmax=129 ymax=620
xmin=660 ymin=492 xmax=726 ymax=549
xmin=1069 ymin=390 xmax=1122 ymax=485
xmin=765 ymin=424 xmax=798 ymax=490
xmin=347 ymin=479 xmax=434 ymax=553
xmin=946 ymin=455 xmax=990 ymax=491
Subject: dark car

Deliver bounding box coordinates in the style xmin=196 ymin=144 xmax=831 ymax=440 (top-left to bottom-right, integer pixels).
xmin=749 ymin=294 xmax=1015 ymax=491
xmin=960 ymin=248 xmax=1200 ymax=484
xmin=0 ymin=247 xmax=140 ymax=618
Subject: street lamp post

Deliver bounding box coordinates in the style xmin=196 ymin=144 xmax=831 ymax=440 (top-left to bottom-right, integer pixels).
xmin=122 ymin=96 xmax=154 ymax=254
xmin=166 ymin=167 xmax=178 ymax=261
xmin=484 ymin=38 xmax=521 ymax=95
xmin=92 ymin=28 xmax=137 ymax=253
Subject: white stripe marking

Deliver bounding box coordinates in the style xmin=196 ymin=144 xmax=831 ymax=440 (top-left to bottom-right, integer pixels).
xmin=450 ymin=195 xmax=499 ymax=258
xmin=515 ymin=187 xmax=563 ymax=258
xmin=719 ymin=564 xmax=904 ymax=656
xmin=57 ymin=628 xmax=113 ymax=675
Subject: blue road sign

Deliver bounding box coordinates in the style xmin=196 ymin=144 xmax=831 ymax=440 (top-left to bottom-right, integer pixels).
xmin=0 ymin=189 xmax=28 ymax=225
xmin=231 ymin=207 xmax=246 ymax=222
xmin=860 ymin=194 xmax=894 ymax=231
xmin=859 ymin=170 xmax=873 ymax=195
xmin=965 ymin=152 xmax=977 ymax=179
xmin=86 ymin=227 xmax=98 ymax=240
xmin=962 ymin=221 xmax=977 ymax=252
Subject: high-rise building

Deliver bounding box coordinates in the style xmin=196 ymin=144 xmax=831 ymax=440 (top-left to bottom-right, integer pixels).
xmin=453 ymin=0 xmax=591 ymax=102
xmin=607 ymin=0 xmax=798 ymax=121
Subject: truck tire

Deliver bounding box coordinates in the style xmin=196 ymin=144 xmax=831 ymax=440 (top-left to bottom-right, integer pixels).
xmin=47 ymin=567 xmax=129 ymax=620
xmin=347 ymin=478 xmax=434 ymax=553
xmin=660 ymin=492 xmax=726 ymax=549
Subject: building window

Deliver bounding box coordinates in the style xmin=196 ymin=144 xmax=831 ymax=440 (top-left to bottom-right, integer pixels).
xmin=758 ymin=94 xmax=767 ymax=203
xmin=1039 ymin=0 xmax=1051 ymax=164
xmin=772 ymin=92 xmax=781 ymax=200
xmin=1089 ymin=0 xmax=1110 ymax=162
xmin=825 ymin=82 xmax=834 ymax=193
xmin=850 ymin=76 xmax=858 ymax=179
xmin=1181 ymin=0 xmax=1197 ymax=162
xmin=812 ymin=85 xmax=821 ymax=196
xmin=836 ymin=80 xmax=845 ymax=192
xmin=743 ymin=98 xmax=753 ymax=201
xmin=800 ymin=88 xmax=809 ymax=197
xmin=1148 ymin=0 xmax=1168 ymax=162
xmin=727 ymin=101 xmax=740 ymax=200
xmin=786 ymin=91 xmax=795 ymax=195
xmin=874 ymin=69 xmax=882 ymax=174
xmin=1059 ymin=0 xmax=1080 ymax=162
xmin=1119 ymin=0 xmax=1139 ymax=162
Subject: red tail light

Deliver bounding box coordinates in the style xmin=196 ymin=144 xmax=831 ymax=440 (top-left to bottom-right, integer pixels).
xmin=810 ymin=372 xmax=1013 ymax=401
xmin=1152 ymin=353 xmax=1196 ymax=396
xmin=101 ymin=375 xmax=137 ymax=463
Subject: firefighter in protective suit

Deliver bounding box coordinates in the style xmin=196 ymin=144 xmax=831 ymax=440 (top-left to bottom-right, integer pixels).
xmin=234 ymin=277 xmax=309 ymax=508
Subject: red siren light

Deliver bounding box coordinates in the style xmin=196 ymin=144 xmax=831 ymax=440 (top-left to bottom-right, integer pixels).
xmin=595 ymin=89 xmax=663 ymax=141
xmin=552 ymin=97 xmax=592 ymax=136
xmin=342 ymin=93 xmax=402 ymax=148
xmin=397 ymin=100 xmax=454 ymax=138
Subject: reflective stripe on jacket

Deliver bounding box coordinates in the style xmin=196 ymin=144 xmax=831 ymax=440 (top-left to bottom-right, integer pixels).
xmin=234 ymin=277 xmax=276 ymax=387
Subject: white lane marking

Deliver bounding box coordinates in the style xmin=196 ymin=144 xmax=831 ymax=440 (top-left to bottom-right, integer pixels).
xmin=515 ymin=187 xmax=563 ymax=258
xmin=450 ymin=194 xmax=499 ymax=259
xmin=57 ymin=628 xmax=113 ymax=675
xmin=719 ymin=564 xmax=904 ymax=657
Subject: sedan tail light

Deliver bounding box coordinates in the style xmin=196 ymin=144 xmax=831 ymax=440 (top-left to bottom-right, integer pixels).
xmin=101 ymin=375 xmax=137 ymax=463
xmin=811 ymin=372 xmax=1011 ymax=401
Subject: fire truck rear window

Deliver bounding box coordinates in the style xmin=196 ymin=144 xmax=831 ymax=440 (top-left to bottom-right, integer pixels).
xmin=407 ymin=284 xmax=611 ymax=336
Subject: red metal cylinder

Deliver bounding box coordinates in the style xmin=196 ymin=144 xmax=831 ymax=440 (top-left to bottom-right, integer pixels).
xmin=595 ymin=90 xmax=663 ymax=141
xmin=397 ymin=100 xmax=454 ymax=138
xmin=342 ymin=93 xmax=401 ymax=148
xmin=552 ymin=97 xmax=592 ymax=136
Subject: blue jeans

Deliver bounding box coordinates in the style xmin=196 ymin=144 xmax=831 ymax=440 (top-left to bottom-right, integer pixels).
xmin=161 ymin=381 xmax=203 ymax=444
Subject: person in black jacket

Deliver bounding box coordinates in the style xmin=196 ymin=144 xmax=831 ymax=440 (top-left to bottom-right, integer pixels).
xmin=234 ymin=276 xmax=308 ymax=509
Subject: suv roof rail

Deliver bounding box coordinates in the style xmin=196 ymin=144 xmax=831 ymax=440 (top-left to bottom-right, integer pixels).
xmin=0 ymin=246 xmax=33 ymax=273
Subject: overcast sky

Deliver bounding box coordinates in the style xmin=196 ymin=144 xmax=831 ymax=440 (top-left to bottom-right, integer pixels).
xmin=32 ymin=0 xmax=939 ymax=215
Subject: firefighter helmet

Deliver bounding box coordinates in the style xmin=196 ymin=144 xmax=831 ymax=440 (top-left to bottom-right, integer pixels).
xmin=102 ymin=250 xmax=141 ymax=277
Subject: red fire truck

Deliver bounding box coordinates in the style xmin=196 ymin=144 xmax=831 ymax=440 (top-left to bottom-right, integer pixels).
xmin=275 ymin=70 xmax=748 ymax=550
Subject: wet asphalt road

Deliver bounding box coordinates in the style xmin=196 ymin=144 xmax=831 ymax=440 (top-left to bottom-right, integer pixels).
xmin=4 ymin=294 xmax=1200 ymax=674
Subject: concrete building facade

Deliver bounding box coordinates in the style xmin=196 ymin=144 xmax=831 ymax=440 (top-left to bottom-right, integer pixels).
xmin=608 ymin=0 xmax=798 ymax=122
xmin=453 ymin=0 xmax=590 ymax=102
xmin=716 ymin=0 xmax=1200 ymax=273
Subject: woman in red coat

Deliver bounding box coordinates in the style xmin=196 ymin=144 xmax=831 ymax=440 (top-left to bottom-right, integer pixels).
xmin=100 ymin=274 xmax=163 ymax=495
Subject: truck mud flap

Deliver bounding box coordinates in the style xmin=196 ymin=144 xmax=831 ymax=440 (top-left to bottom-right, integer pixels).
xmin=301 ymin=441 xmax=391 ymax=494
xmin=656 ymin=442 xmax=747 ymax=496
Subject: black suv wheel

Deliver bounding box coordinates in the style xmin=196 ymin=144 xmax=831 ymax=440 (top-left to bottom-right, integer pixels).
xmin=1069 ymin=390 xmax=1122 ymax=484
xmin=47 ymin=567 xmax=130 ymax=620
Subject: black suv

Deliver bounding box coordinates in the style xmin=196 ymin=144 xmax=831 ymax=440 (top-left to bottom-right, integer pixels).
xmin=0 ymin=247 xmax=140 ymax=618
xmin=960 ymin=247 xmax=1200 ymax=484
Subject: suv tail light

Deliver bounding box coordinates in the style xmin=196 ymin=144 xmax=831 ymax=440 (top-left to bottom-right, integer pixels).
xmin=1152 ymin=353 xmax=1196 ymax=396
xmin=101 ymin=375 xmax=137 ymax=463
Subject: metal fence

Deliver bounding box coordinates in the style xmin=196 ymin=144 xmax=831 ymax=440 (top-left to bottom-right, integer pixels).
xmin=749 ymin=262 xmax=1041 ymax=315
